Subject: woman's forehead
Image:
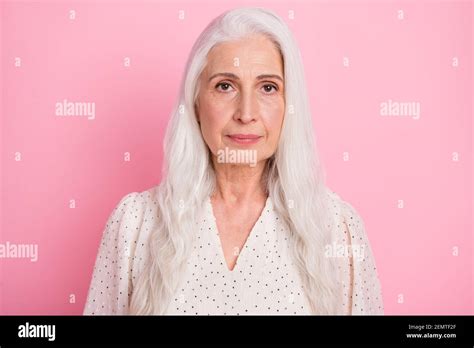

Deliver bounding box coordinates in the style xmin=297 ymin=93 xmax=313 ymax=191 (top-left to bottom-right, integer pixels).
xmin=204 ymin=37 xmax=283 ymax=77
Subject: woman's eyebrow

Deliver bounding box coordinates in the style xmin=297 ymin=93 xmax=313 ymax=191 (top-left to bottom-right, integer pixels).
xmin=208 ymin=72 xmax=284 ymax=83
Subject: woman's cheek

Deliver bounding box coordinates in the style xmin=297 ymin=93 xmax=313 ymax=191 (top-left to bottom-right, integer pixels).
xmin=261 ymin=103 xmax=284 ymax=149
xmin=203 ymin=108 xmax=228 ymax=151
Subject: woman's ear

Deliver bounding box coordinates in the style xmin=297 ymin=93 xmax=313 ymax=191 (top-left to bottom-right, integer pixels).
xmin=194 ymin=101 xmax=200 ymax=124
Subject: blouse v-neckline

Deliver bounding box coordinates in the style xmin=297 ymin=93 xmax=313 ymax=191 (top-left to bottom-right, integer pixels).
xmin=205 ymin=195 xmax=272 ymax=274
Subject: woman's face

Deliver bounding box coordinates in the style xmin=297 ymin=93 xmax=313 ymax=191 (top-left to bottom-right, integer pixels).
xmin=195 ymin=34 xmax=285 ymax=166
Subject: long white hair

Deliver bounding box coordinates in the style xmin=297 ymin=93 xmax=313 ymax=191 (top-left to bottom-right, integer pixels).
xmin=130 ymin=7 xmax=341 ymax=315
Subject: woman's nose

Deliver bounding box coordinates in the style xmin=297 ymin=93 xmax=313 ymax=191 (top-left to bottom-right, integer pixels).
xmin=233 ymin=89 xmax=258 ymax=123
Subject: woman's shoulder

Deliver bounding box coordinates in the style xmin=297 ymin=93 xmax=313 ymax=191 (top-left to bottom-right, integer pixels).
xmin=109 ymin=185 xmax=160 ymax=221
xmin=100 ymin=185 xmax=160 ymax=279
xmin=325 ymin=188 xmax=384 ymax=314
xmin=324 ymin=188 xmax=372 ymax=252
xmin=102 ymin=185 xmax=160 ymax=246
xmin=325 ymin=188 xmax=365 ymax=228
xmin=114 ymin=185 xmax=159 ymax=210
xmin=83 ymin=185 xmax=160 ymax=315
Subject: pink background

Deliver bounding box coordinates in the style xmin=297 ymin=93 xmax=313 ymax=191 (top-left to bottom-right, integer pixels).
xmin=1 ymin=0 xmax=472 ymax=314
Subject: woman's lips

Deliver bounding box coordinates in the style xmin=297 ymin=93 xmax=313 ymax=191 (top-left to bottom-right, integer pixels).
xmin=226 ymin=134 xmax=262 ymax=145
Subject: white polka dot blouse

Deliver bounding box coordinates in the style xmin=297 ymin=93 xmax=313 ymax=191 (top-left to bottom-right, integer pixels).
xmin=83 ymin=186 xmax=384 ymax=315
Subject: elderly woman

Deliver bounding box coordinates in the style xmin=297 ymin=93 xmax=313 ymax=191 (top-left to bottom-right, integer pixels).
xmin=84 ymin=7 xmax=383 ymax=315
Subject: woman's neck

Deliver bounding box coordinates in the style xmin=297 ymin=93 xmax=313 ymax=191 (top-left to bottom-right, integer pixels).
xmin=211 ymin=157 xmax=268 ymax=205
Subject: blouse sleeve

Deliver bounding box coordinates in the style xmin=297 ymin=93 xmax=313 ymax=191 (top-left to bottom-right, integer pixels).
xmin=335 ymin=197 xmax=384 ymax=315
xmin=83 ymin=191 xmax=144 ymax=315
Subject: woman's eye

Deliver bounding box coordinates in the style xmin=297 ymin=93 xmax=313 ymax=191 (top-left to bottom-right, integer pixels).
xmin=262 ymin=84 xmax=278 ymax=93
xmin=216 ymin=82 xmax=233 ymax=92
